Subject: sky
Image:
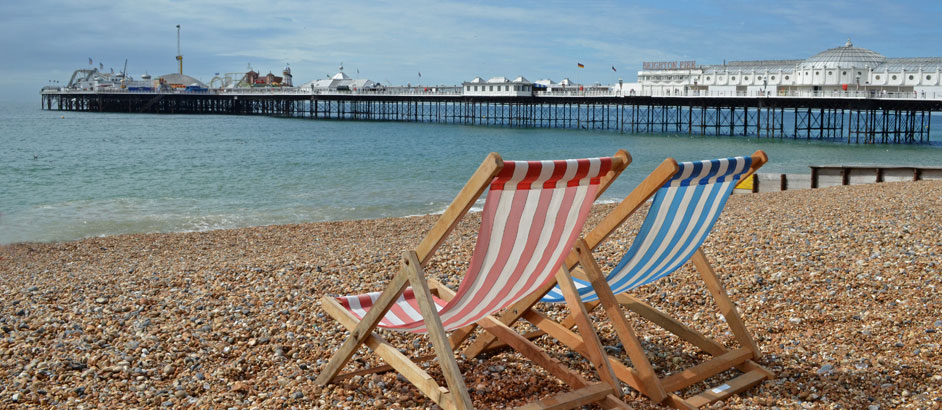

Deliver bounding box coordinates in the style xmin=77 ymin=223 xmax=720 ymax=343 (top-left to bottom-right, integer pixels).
xmin=3 ymin=0 xmax=942 ymax=102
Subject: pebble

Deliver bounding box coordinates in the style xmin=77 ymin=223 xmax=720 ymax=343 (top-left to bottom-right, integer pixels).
xmin=0 ymin=180 xmax=939 ymax=409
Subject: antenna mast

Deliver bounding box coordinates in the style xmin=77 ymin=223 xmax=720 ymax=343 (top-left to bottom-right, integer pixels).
xmin=176 ymin=24 xmax=183 ymax=75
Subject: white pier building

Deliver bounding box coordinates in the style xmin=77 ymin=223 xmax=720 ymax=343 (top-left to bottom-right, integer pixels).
xmin=638 ymin=40 xmax=942 ymax=98
xmin=463 ymin=76 xmax=534 ymax=96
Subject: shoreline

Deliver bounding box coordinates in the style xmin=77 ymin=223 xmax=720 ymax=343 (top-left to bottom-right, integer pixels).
xmin=1 ymin=180 xmax=940 ymax=408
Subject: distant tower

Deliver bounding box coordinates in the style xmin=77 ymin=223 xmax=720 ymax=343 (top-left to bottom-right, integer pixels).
xmin=283 ymin=64 xmax=293 ymax=87
xmin=176 ymin=24 xmax=183 ymax=75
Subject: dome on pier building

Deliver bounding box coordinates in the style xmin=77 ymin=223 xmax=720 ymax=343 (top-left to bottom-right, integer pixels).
xmin=158 ymin=73 xmax=207 ymax=88
xmin=798 ymin=39 xmax=887 ymax=70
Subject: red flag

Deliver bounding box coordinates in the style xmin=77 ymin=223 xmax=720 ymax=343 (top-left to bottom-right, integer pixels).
xmin=612 ymin=66 xmax=617 ymax=72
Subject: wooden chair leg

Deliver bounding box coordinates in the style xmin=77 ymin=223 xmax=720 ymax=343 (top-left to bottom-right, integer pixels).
xmin=554 ymin=267 xmax=621 ymax=396
xmin=690 ymin=249 xmax=761 ymax=359
xmin=432 ymin=273 xmax=630 ymax=409
xmin=315 ymin=268 xmax=411 ymax=385
xmin=319 ymin=297 xmax=456 ymax=409
xmin=402 ymin=251 xmax=474 ymax=410
xmin=574 ymin=239 xmax=667 ymax=402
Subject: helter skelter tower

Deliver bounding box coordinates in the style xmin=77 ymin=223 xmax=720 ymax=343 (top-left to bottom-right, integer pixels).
xmin=175 ymin=24 xmax=183 ymax=75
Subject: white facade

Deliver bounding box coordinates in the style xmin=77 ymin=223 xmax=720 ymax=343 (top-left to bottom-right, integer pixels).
xmin=638 ymin=40 xmax=942 ymax=98
xmin=463 ymin=76 xmax=533 ymax=96
xmin=299 ymin=71 xmax=376 ymax=91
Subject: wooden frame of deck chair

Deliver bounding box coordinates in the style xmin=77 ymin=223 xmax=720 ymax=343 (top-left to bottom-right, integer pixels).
xmin=461 ymin=151 xmax=774 ymax=409
xmin=315 ymin=151 xmax=635 ymax=410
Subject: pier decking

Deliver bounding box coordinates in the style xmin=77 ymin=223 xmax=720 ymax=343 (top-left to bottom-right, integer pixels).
xmin=41 ymin=89 xmax=941 ymax=144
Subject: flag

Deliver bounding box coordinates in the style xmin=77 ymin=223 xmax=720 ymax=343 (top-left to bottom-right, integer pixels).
xmin=612 ymin=66 xmax=617 ymax=72
xmin=88 ymin=57 xmax=92 ymax=65
xmin=577 ymin=63 xmax=585 ymax=68
xmin=418 ymin=72 xmax=422 ymax=77
xmin=100 ymin=62 xmax=103 ymax=70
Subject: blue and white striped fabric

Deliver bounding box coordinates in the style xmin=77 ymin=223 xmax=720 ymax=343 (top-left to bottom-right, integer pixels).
xmin=542 ymin=156 xmax=753 ymax=303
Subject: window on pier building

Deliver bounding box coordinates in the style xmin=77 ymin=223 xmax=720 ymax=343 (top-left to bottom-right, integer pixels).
xmin=489 ymin=86 xmax=494 ymax=91
xmin=474 ymin=86 xmax=478 ymax=91
xmin=909 ymin=75 xmax=914 ymax=80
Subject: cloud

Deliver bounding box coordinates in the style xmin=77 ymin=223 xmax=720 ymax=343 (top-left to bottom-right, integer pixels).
xmin=1 ymin=0 xmax=941 ymax=102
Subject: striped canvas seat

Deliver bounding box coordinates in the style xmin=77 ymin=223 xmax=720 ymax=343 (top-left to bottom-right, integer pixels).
xmin=542 ymin=155 xmax=752 ymax=303
xmin=337 ymin=157 xmax=614 ymax=333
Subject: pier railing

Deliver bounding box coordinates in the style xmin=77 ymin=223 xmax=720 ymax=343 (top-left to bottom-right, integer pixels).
xmin=41 ymin=86 xmax=942 ymax=100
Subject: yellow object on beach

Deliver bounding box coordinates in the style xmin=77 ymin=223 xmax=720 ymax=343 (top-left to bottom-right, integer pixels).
xmin=735 ymin=174 xmax=754 ymax=190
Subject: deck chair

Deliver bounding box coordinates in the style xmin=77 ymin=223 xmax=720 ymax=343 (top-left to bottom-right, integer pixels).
xmin=315 ymin=151 xmax=633 ymax=410
xmin=462 ymin=151 xmax=773 ymax=409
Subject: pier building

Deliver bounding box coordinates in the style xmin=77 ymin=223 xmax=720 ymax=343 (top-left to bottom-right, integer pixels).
xmin=462 ymin=76 xmax=534 ymax=96
xmin=299 ymin=71 xmax=377 ymax=92
xmin=639 ymin=40 xmax=942 ymax=98
xmin=157 ymin=73 xmax=206 ymax=90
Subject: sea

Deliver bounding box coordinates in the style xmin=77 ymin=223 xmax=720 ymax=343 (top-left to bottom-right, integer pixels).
xmin=2 ymin=102 xmax=940 ymax=244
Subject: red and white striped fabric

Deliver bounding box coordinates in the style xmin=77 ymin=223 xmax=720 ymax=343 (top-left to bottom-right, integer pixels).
xmin=335 ymin=156 xmax=613 ymax=333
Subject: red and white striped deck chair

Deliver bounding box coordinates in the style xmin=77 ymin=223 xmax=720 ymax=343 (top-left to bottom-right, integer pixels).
xmin=315 ymin=151 xmax=633 ymax=410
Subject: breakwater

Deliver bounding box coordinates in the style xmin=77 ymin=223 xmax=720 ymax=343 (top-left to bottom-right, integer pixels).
xmin=41 ymin=90 xmax=940 ymax=144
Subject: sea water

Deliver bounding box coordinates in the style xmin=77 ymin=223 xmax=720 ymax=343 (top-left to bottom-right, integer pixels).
xmin=1 ymin=102 xmax=940 ymax=244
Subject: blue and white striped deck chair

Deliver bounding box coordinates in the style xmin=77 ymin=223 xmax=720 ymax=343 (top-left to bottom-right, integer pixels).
xmin=465 ymin=151 xmax=774 ymax=409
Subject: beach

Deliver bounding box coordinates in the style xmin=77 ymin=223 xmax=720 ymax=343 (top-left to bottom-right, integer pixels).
xmin=1 ymin=180 xmax=940 ymax=409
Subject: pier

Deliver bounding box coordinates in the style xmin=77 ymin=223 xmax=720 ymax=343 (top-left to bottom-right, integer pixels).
xmin=41 ymin=89 xmax=939 ymax=144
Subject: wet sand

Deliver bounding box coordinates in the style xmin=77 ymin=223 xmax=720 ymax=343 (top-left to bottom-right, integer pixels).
xmin=1 ymin=180 xmax=940 ymax=409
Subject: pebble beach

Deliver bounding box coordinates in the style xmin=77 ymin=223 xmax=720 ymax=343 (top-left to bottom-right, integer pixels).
xmin=1 ymin=180 xmax=940 ymax=409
